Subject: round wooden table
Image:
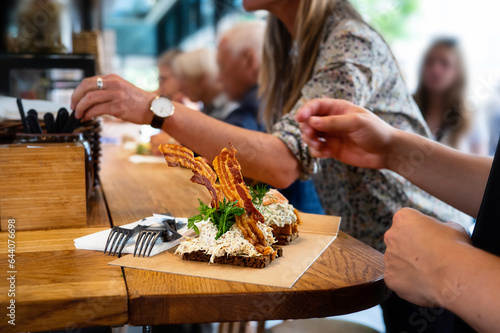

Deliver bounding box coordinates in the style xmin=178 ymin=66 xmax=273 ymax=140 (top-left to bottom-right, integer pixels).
xmin=101 ymin=145 xmax=389 ymax=325
xmin=0 ymin=143 xmax=388 ymax=333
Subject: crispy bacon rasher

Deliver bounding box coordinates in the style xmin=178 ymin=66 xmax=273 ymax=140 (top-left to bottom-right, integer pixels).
xmin=159 ymin=143 xmax=273 ymax=256
xmin=213 ymin=145 xmax=273 ymax=255
xmin=158 ymin=144 xmax=223 ymax=207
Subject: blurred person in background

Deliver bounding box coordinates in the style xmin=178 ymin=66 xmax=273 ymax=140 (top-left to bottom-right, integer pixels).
xmin=172 ymin=48 xmax=238 ymax=122
xmin=217 ymin=21 xmax=324 ymax=213
xmin=217 ymin=21 xmax=265 ymax=131
xmin=72 ymin=1 xmax=470 ymax=330
xmin=151 ymin=49 xmax=196 ymax=153
xmin=157 ymin=49 xmax=185 ymax=103
xmin=414 ymin=39 xmax=489 ymax=154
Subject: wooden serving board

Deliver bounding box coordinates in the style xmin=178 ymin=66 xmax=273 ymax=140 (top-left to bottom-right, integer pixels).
xmin=0 ymin=143 xmax=87 ymax=231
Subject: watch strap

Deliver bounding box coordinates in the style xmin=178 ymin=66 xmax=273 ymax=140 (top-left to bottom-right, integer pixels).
xmin=151 ymin=114 xmax=165 ymax=129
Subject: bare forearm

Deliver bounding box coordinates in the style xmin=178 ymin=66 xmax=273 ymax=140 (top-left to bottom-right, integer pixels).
xmin=387 ymin=130 xmax=491 ymax=217
xmin=439 ymin=244 xmax=500 ymax=333
xmin=161 ymin=103 xmax=300 ymax=188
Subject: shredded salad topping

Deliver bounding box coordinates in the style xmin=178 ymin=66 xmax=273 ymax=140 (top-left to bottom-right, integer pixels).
xmin=176 ymin=221 xmax=275 ymax=262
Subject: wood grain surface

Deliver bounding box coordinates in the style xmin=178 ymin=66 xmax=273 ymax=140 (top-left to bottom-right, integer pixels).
xmin=99 ymin=145 xmax=389 ymax=325
xmin=0 ymin=144 xmax=388 ymax=331
xmin=122 ymin=229 xmax=387 ymax=325
xmin=87 ymin=185 xmax=112 ymax=228
xmin=0 ymin=228 xmax=128 ymax=333
xmin=0 ymin=143 xmax=87 ymax=231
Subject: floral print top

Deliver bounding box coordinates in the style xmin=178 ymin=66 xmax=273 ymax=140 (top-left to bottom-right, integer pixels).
xmin=272 ymin=14 xmax=471 ymax=252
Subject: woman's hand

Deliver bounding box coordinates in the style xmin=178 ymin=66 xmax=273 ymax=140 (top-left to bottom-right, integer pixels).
xmin=71 ymin=74 xmax=156 ymax=124
xmin=384 ymin=208 xmax=472 ymax=307
xmin=296 ymin=98 xmax=397 ymax=169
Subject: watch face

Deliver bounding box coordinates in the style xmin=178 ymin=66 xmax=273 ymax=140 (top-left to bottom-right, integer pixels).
xmin=152 ymin=97 xmax=174 ymax=118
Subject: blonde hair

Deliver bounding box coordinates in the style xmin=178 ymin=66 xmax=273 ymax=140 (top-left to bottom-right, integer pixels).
xmin=171 ymin=48 xmax=218 ymax=83
xmin=218 ymin=21 xmax=266 ymax=64
xmin=260 ymin=0 xmax=365 ymax=127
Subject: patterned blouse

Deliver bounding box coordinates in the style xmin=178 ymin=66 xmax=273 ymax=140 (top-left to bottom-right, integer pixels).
xmin=272 ymin=14 xmax=470 ymax=252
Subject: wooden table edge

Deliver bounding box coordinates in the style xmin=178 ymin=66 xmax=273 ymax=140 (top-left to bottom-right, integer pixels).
xmin=127 ymin=277 xmax=389 ymax=325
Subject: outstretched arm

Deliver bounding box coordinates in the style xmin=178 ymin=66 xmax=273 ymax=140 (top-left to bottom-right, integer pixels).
xmin=71 ymin=74 xmax=300 ymax=188
xmin=296 ymin=99 xmax=491 ymax=217
xmin=385 ymin=208 xmax=500 ymax=333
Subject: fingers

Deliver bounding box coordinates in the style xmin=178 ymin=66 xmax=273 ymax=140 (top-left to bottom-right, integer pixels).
xmin=71 ymin=74 xmax=121 ymax=113
xmin=300 ymin=123 xmax=327 ymax=150
xmin=71 ymin=76 xmax=102 ymax=110
xmin=74 ymin=90 xmax=122 ymax=119
xmin=296 ymin=98 xmax=354 ymax=123
xmin=81 ymin=102 xmax=118 ymax=122
xmin=385 ymin=208 xmax=422 ymax=245
xmin=307 ymin=114 xmax=364 ymax=133
xmin=308 ymin=146 xmax=333 ymax=158
xmin=299 ymin=114 xmax=364 ymax=154
xmin=301 ymin=132 xmax=325 ymax=151
xmin=392 ymin=207 xmax=423 ymax=225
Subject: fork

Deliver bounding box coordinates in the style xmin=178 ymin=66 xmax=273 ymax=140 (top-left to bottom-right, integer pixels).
xmin=104 ymin=224 xmax=147 ymax=257
xmin=133 ymin=218 xmax=182 ymax=257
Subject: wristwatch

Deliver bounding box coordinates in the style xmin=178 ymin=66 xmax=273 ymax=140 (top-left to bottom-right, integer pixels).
xmin=150 ymin=96 xmax=175 ymax=129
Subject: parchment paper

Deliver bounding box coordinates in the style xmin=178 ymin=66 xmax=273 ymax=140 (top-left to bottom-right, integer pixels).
xmin=109 ymin=213 xmax=340 ymax=288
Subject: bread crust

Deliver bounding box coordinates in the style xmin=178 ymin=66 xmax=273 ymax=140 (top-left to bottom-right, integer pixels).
xmin=275 ymin=232 xmax=299 ymax=245
xmin=270 ymin=222 xmax=299 ymax=245
xmin=181 ymin=247 xmax=283 ymax=269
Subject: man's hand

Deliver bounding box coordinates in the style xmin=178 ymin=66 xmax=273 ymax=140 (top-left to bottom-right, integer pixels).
xmin=296 ymin=98 xmax=398 ymax=169
xmin=71 ymin=74 xmax=156 ymax=124
xmin=384 ymin=208 xmax=472 ymax=307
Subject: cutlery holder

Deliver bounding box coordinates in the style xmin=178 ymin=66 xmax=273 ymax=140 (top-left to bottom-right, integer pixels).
xmin=0 ymin=135 xmax=88 ymax=231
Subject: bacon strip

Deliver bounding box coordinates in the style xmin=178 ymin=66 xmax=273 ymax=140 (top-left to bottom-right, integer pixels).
xmin=158 ymin=144 xmax=223 ymax=207
xmin=213 ymin=144 xmax=272 ymax=255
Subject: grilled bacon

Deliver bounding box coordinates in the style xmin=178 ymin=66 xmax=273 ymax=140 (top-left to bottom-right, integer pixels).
xmin=158 ymin=144 xmax=223 ymax=207
xmin=213 ymin=145 xmax=272 ymax=255
xmin=159 ymin=143 xmax=273 ymax=255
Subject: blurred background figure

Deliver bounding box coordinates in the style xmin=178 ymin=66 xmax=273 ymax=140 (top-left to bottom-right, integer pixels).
xmin=157 ymin=48 xmax=185 ymax=103
xmin=216 ymin=21 xmax=265 ymax=131
xmin=172 ymin=48 xmax=237 ymax=121
xmin=150 ymin=49 xmax=191 ymax=153
xmin=414 ymin=39 xmax=489 ymax=154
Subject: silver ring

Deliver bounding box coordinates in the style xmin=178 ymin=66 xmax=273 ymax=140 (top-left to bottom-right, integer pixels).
xmin=96 ymin=77 xmax=103 ymax=90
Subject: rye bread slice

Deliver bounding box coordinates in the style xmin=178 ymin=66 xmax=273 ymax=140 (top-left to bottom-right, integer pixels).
xmin=275 ymin=232 xmax=299 ymax=245
xmin=181 ymin=246 xmax=283 ymax=269
xmin=270 ymin=222 xmax=299 ymax=245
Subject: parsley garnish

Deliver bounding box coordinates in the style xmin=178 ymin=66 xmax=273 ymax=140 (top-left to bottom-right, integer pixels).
xmin=188 ymin=198 xmax=245 ymax=239
xmin=249 ymin=184 xmax=269 ymax=206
